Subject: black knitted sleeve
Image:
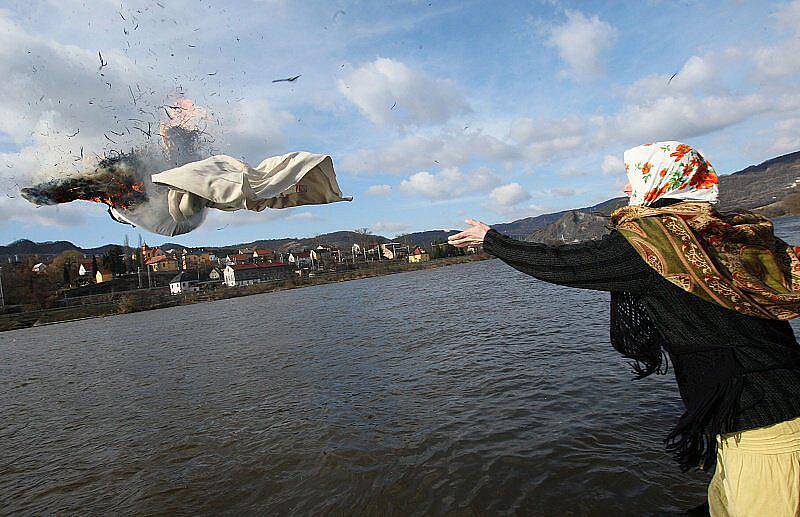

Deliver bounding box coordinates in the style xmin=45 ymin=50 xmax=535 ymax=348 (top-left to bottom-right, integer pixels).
xmin=482 ymin=229 xmax=653 ymax=293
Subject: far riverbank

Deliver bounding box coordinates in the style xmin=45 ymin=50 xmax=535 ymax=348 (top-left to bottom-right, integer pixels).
xmin=0 ymin=254 xmax=491 ymax=332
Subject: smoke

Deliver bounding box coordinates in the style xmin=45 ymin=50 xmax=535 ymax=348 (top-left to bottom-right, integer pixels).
xmin=20 ymin=98 xmax=215 ymax=236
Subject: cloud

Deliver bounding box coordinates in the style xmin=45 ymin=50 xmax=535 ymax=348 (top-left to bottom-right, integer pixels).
xmin=762 ymin=117 xmax=800 ymax=155
xmin=371 ymin=221 xmax=409 ymax=234
xmin=544 ymin=9 xmax=617 ymax=80
xmin=201 ymin=206 xmax=317 ymax=230
xmin=601 ymin=154 xmax=624 ymax=175
xmin=365 ymin=184 xmax=392 ymax=196
xmin=600 ymin=93 xmax=772 ymax=143
xmin=623 ymin=54 xmax=719 ymax=101
xmin=398 ymin=166 xmax=499 ymax=200
xmin=489 ymin=183 xmax=531 ymax=206
xmin=341 ymin=130 xmax=516 ymax=175
xmin=338 ymin=57 xmax=469 ymax=126
xmin=531 ymin=187 xmax=579 ymax=198
xmin=215 ymin=99 xmax=295 ymax=161
xmin=752 ymin=39 xmax=800 ymax=79
xmin=0 ymin=193 xmax=90 ymax=229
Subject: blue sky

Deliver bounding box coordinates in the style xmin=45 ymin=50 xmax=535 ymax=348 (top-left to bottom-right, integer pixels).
xmin=1 ymin=0 xmax=799 ymax=248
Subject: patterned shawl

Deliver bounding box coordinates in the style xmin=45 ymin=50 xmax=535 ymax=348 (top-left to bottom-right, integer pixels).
xmin=611 ymin=202 xmax=800 ymax=320
xmin=624 ymin=141 xmax=719 ymax=206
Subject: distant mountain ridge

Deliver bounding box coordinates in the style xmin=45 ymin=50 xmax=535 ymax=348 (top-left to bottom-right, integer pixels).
xmin=3 ymin=149 xmax=799 ymax=257
xmin=527 ymin=149 xmax=800 ymax=244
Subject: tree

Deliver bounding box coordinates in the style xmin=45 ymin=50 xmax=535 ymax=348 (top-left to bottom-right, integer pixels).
xmin=46 ymin=249 xmax=83 ymax=286
xmin=92 ymin=255 xmax=98 ymax=277
xmin=104 ymin=245 xmax=124 ymax=276
xmin=123 ymin=235 xmax=132 ymax=273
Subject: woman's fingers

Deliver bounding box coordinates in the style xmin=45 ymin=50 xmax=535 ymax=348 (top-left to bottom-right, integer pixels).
xmin=449 ymin=236 xmax=480 ymax=247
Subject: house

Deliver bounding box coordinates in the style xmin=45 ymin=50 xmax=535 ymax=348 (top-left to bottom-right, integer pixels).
xmin=181 ymin=249 xmax=212 ymax=270
xmin=225 ymin=253 xmax=252 ymax=265
xmin=31 ymin=262 xmax=48 ymax=274
xmin=78 ymin=261 xmax=94 ymax=276
xmin=252 ymin=248 xmax=276 ymax=263
xmin=380 ymin=242 xmax=409 ymax=260
xmin=95 ymin=269 xmax=113 ymax=283
xmin=288 ymin=250 xmax=312 ymax=268
xmin=408 ymin=247 xmax=430 ymax=263
xmin=223 ymin=262 xmax=292 ymax=287
xmin=169 ymin=272 xmax=200 ymax=295
xmin=208 ymin=267 xmax=223 ymax=282
xmin=145 ymin=255 xmax=179 ymax=272
xmin=310 ymin=246 xmax=335 ymax=269
xmin=140 ymin=244 xmax=164 ymax=262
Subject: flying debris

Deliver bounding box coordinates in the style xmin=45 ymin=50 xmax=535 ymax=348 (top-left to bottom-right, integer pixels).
xmin=21 ymin=100 xmax=352 ymax=237
xmin=272 ymin=75 xmax=302 ymax=83
xmin=390 ymin=101 xmax=397 ymax=110
xmin=667 ymin=71 xmax=678 ymax=85
xmin=98 ymin=51 xmax=108 ymax=70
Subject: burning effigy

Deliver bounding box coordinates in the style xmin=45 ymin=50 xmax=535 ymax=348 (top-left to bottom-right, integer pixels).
xmin=21 ymin=99 xmax=351 ymax=236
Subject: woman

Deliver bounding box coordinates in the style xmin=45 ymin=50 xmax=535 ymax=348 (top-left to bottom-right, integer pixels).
xmin=449 ymin=141 xmax=800 ymax=516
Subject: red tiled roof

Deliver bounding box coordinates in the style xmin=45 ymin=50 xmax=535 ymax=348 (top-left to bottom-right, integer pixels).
xmin=145 ymin=255 xmax=175 ymax=265
xmin=229 ymin=262 xmax=287 ymax=270
xmin=229 ymin=264 xmax=258 ymax=270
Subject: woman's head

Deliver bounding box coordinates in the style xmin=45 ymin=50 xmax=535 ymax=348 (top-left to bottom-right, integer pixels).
xmin=622 ymin=141 xmax=718 ymax=206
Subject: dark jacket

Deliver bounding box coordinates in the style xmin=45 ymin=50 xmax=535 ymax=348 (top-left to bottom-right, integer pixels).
xmin=483 ymin=228 xmax=800 ymax=471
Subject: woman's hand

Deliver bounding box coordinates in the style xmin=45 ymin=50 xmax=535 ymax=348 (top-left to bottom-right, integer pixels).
xmin=448 ymin=219 xmax=491 ymax=248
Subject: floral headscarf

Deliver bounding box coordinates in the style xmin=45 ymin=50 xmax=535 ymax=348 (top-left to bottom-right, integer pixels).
xmin=624 ymin=141 xmax=719 ymax=206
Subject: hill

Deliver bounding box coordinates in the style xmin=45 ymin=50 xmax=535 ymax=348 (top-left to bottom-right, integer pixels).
xmin=526 ymin=149 xmax=800 ymax=244
xmin=4 ymin=149 xmax=799 ymax=256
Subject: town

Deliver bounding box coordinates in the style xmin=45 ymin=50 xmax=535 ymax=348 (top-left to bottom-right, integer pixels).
xmin=0 ymin=233 xmax=485 ymax=329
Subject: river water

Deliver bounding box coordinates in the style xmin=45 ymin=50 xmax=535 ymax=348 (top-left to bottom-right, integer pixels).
xmin=3 ymin=217 xmax=800 ymax=516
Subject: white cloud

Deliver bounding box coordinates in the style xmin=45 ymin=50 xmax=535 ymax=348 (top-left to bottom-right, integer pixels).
xmin=371 ymin=221 xmax=409 ymax=234
xmin=489 ymin=183 xmax=531 ymax=206
xmin=216 ymin=99 xmax=295 ymax=161
xmin=0 ymin=195 xmax=89 ymax=228
xmin=341 ymin=130 xmax=516 ymax=175
xmin=544 ymin=9 xmax=617 ymax=80
xmin=762 ymin=117 xmax=800 ymax=155
xmin=338 ymin=57 xmax=469 ymax=126
xmin=749 ymin=2 xmax=800 ymax=79
xmin=601 ymin=93 xmax=771 ymax=143
xmin=200 ymin=206 xmax=317 ymax=230
xmin=624 ymin=54 xmax=719 ymax=101
xmin=752 ymin=41 xmax=800 ymax=79
xmin=601 ymin=154 xmax=624 ymax=176
xmin=399 ymin=166 xmax=499 ymax=200
xmin=365 ymin=184 xmax=392 ymax=196
xmin=773 ymin=0 xmax=800 ymax=29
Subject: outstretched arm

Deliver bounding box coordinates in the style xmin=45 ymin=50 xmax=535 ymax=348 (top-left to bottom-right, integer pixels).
xmin=448 ymin=219 xmax=653 ymax=293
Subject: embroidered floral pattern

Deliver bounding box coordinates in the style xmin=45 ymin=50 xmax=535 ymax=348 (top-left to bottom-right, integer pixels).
xmin=623 ymin=141 xmax=719 ymax=207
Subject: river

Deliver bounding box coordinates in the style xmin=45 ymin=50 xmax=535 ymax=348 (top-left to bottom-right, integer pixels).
xmin=3 ymin=217 xmax=800 ymax=515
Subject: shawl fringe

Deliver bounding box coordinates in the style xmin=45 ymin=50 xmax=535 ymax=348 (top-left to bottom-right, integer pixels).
xmin=665 ymin=375 xmax=744 ymax=472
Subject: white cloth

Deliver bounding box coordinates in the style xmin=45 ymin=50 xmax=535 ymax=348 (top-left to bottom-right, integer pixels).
xmin=112 ymin=151 xmax=351 ymax=236
xmin=624 ymin=141 xmax=719 ymax=206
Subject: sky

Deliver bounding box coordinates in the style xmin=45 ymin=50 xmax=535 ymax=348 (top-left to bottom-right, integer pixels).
xmin=1 ymin=0 xmax=799 ymax=248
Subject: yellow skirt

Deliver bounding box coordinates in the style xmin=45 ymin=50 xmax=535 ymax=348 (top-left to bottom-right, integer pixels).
xmin=709 ymin=416 xmax=800 ymax=516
